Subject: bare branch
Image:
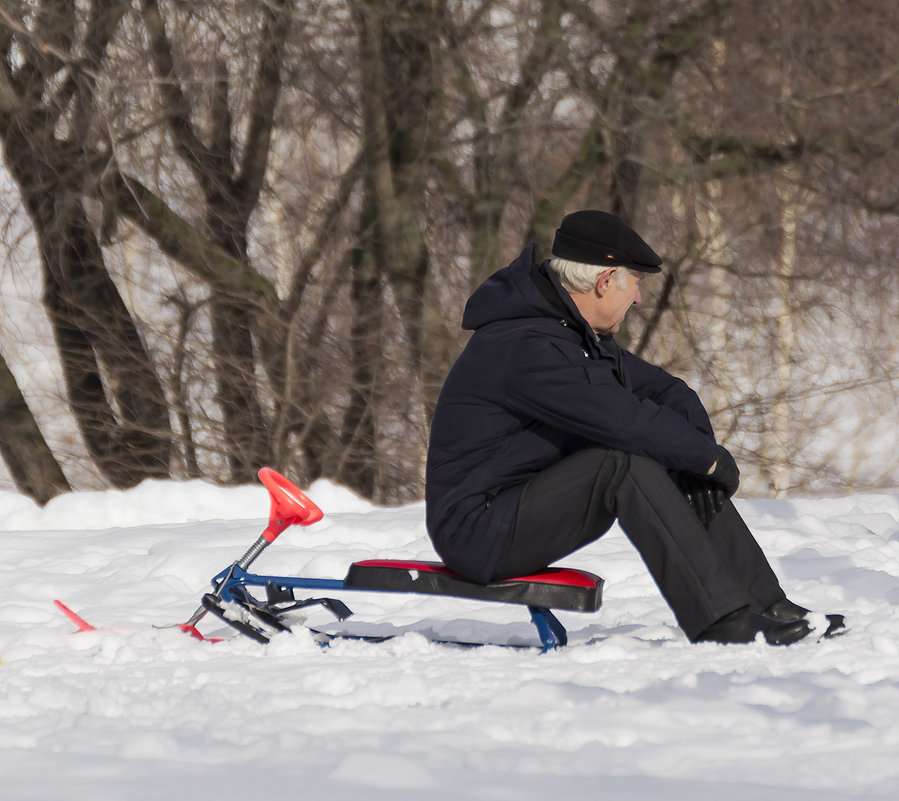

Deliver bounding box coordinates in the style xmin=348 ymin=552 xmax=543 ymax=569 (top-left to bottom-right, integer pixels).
xmin=234 ymin=0 xmax=291 ymax=213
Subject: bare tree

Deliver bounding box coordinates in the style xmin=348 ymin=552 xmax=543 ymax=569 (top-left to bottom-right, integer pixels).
xmin=2 ymin=0 xmax=898 ymax=502
xmin=0 ymin=0 xmax=172 ymax=489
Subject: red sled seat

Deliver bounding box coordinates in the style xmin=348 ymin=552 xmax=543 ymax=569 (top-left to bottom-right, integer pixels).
xmin=344 ymin=560 xmax=603 ymax=613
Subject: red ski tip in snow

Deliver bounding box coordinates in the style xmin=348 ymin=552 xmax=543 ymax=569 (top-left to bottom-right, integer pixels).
xmin=53 ymin=599 xmax=96 ymax=632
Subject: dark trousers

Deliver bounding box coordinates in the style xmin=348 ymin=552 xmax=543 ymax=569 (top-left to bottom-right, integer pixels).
xmin=491 ymin=448 xmax=787 ymax=641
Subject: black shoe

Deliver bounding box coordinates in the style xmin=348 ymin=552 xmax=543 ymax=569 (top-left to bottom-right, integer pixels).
xmin=761 ymin=598 xmax=809 ymax=622
xmin=695 ymin=606 xmax=811 ymax=646
xmin=762 ymin=599 xmax=847 ymax=638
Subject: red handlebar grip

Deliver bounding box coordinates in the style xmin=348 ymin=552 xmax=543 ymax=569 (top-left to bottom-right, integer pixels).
xmin=257 ymin=467 xmax=324 ymax=542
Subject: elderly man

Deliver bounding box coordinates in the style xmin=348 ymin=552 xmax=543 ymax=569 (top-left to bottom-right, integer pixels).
xmin=426 ymin=210 xmax=826 ymax=645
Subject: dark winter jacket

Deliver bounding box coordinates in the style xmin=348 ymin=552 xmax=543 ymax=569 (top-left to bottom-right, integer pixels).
xmin=425 ymin=244 xmax=719 ymax=583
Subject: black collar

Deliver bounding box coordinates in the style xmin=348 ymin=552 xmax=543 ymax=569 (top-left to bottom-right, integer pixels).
xmin=528 ymin=260 xmax=570 ymax=318
xmin=529 ymin=260 xmax=605 ymax=356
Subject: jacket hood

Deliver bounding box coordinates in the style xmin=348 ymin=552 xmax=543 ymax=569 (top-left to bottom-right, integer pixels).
xmin=462 ymin=243 xmax=584 ymax=332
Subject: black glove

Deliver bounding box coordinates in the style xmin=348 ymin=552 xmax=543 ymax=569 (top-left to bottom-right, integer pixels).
xmin=677 ymin=473 xmax=726 ymax=527
xmin=707 ymin=444 xmax=740 ymax=499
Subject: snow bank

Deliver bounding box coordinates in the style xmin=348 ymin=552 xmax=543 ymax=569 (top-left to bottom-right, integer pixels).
xmin=1 ymin=480 xmax=898 ymax=800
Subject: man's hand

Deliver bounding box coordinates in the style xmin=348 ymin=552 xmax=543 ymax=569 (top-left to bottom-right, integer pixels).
xmin=678 ymin=474 xmax=726 ymax=527
xmin=679 ymin=445 xmax=739 ymax=527
xmin=707 ymin=444 xmax=740 ymax=499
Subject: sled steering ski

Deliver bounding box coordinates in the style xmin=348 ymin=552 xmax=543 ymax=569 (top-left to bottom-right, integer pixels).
xmin=180 ymin=467 xmax=604 ymax=651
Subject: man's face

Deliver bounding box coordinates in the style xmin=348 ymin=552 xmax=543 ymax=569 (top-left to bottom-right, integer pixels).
xmin=594 ymin=269 xmax=644 ymax=335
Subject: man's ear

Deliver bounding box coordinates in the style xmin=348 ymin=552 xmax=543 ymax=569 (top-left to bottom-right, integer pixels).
xmin=594 ymin=268 xmax=616 ymax=297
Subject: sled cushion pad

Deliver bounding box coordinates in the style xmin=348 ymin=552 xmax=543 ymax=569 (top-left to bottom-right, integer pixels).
xmin=344 ymin=560 xmax=603 ymax=612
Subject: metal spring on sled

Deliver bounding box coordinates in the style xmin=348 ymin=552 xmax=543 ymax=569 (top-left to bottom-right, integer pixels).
xmin=236 ymin=536 xmax=269 ymax=570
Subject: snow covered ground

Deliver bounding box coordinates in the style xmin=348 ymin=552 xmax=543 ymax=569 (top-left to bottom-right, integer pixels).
xmin=2 ymin=476 xmax=899 ymax=801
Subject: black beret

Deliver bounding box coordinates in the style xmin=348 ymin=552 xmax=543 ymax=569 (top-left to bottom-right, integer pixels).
xmin=551 ymin=210 xmax=662 ymax=273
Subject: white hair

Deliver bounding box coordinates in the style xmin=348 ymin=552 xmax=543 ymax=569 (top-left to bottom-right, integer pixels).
xmin=548 ymin=256 xmax=634 ymax=293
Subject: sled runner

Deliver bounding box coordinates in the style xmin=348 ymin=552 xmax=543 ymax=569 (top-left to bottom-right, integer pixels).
xmin=185 ymin=467 xmax=604 ymax=651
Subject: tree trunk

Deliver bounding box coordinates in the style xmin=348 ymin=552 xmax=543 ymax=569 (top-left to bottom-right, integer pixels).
xmin=337 ymin=202 xmax=384 ymax=498
xmin=353 ymin=0 xmax=443 ymax=419
xmin=3 ymin=125 xmax=172 ymax=487
xmin=139 ymin=0 xmax=291 ymax=481
xmin=0 ymin=351 xmax=70 ymax=504
xmin=209 ymin=290 xmax=272 ymax=481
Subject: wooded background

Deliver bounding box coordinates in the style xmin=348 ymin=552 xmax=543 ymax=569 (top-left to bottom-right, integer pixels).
xmin=2 ymin=0 xmax=898 ymax=506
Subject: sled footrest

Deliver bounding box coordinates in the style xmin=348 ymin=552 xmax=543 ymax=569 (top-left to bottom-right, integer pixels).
xmin=344 ymin=560 xmax=603 ymax=613
xmin=264 ymin=583 xmax=353 ymax=621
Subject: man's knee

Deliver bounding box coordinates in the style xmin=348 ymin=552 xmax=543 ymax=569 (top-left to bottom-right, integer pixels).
xmin=565 ymin=446 xmax=628 ymax=473
xmin=582 ymin=450 xmax=673 ymax=480
xmin=563 ymin=448 xmax=632 ymax=517
xmin=613 ymin=453 xmax=689 ymax=517
xmin=627 ymin=453 xmax=672 ymax=479
xmin=546 ymin=449 xmax=674 ymax=516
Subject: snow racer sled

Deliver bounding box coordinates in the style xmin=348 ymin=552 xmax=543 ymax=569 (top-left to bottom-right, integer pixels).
xmin=182 ymin=467 xmax=604 ymax=651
